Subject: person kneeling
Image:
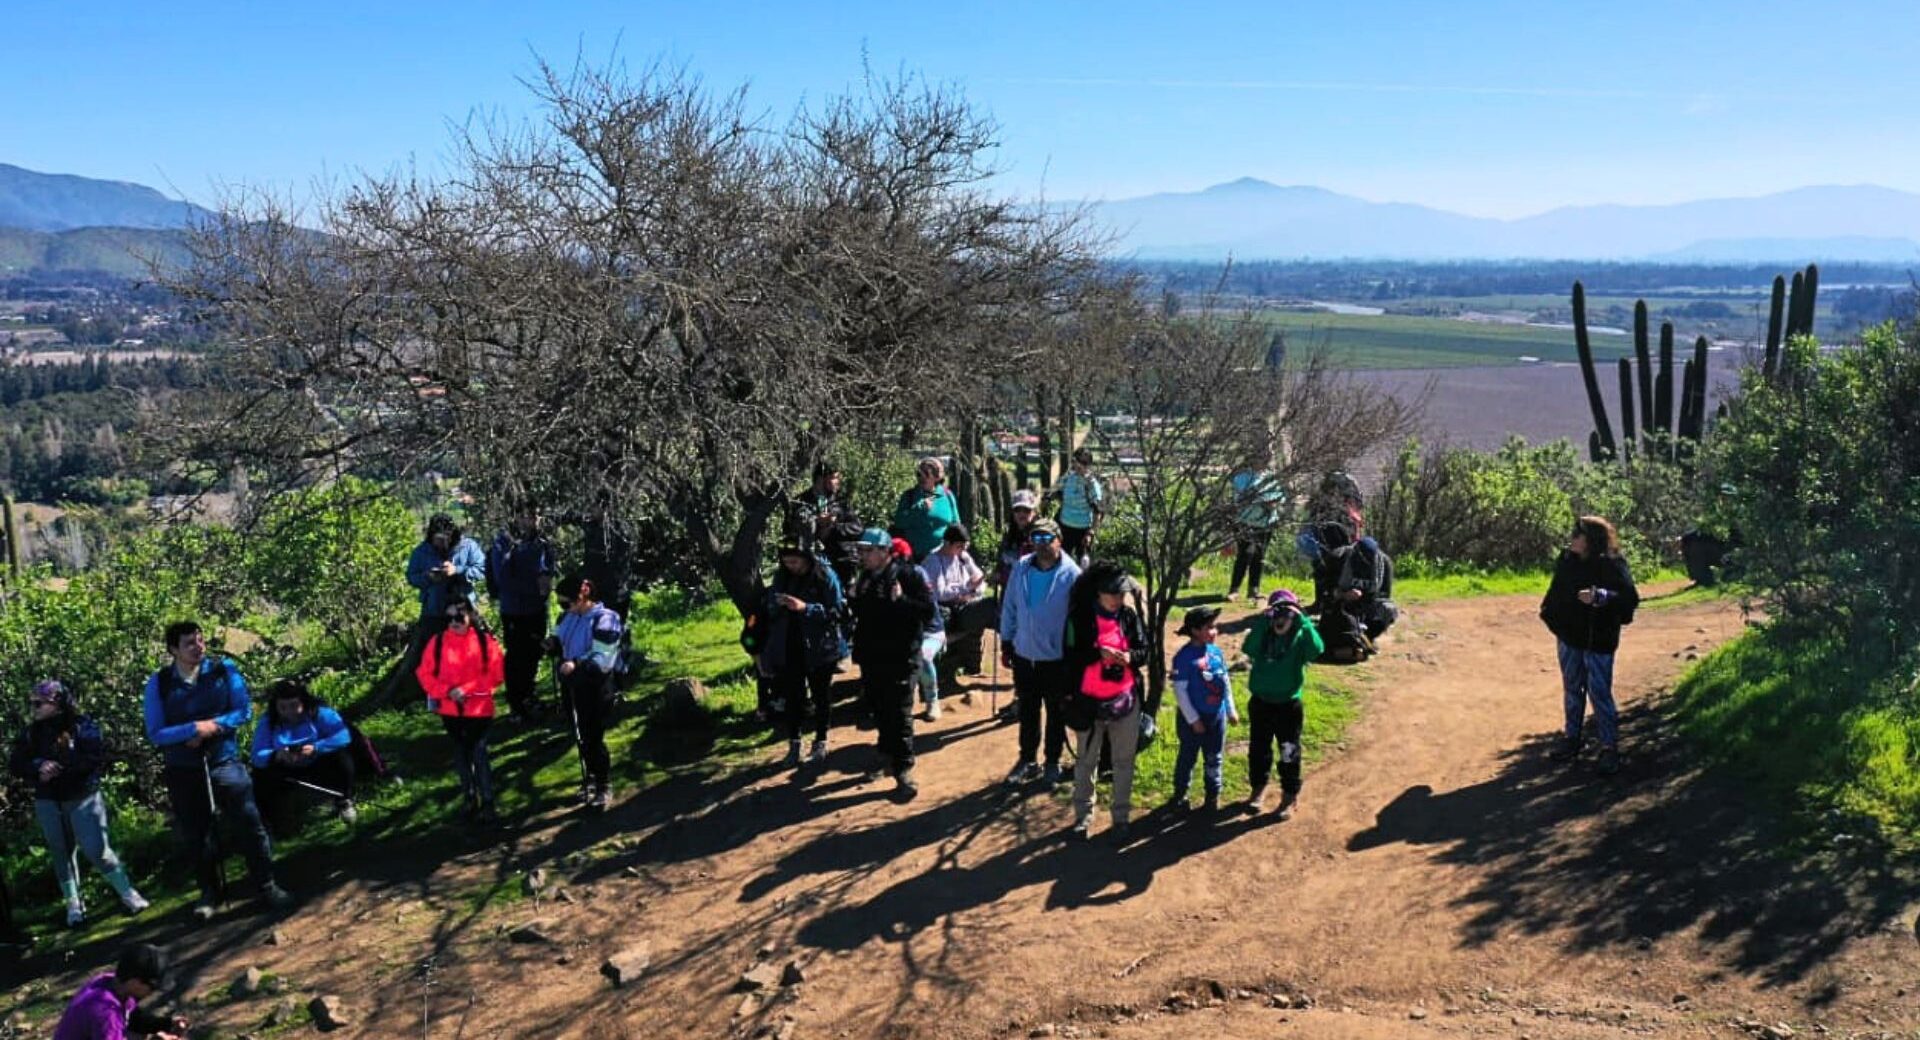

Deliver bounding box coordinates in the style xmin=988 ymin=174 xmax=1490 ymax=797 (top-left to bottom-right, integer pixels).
xmin=249 ymin=680 xmax=356 ymax=835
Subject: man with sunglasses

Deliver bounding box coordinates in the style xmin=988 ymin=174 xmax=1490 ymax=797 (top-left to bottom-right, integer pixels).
xmin=998 ymin=518 xmax=1081 ymax=787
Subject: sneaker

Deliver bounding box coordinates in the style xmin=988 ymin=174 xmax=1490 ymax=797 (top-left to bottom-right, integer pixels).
xmin=120 ymin=889 xmax=150 ymax=914
xmin=1202 ymin=790 xmax=1220 ymax=813
xmin=1004 ymin=762 xmax=1041 ymax=786
xmin=1166 ymin=790 xmax=1191 ymax=813
xmin=961 ymin=692 xmax=975 ymax=706
xmin=260 ymin=883 xmax=294 ymax=910
xmin=926 ymin=697 xmax=942 ymax=721
xmin=808 ymin=738 xmax=829 ymax=764
xmin=336 ymin=800 xmax=358 ymax=824
xmin=1548 ymin=737 xmax=1582 ymax=763
xmin=784 ymin=740 xmax=803 ymax=767
xmin=1071 ymin=815 xmax=1093 ymax=840
xmin=1109 ymin=820 xmax=1131 ymax=844
xmin=895 ymin=769 xmax=919 ymax=800
xmin=476 ymin=802 xmax=501 ymax=826
xmin=996 ymin=702 xmax=1019 ymax=723
xmin=1275 ymin=792 xmax=1298 ymax=820
xmin=580 ymin=785 xmax=601 ymax=808
xmin=589 ymin=787 xmax=611 ymax=812
xmin=1042 ymin=763 xmax=1064 ymax=788
xmin=1596 ymin=747 xmax=1622 ymax=776
xmin=65 ymin=901 xmax=85 ymax=927
xmin=1247 ymin=787 xmax=1270 ymax=815
xmin=191 ymin=901 xmax=217 ymax=922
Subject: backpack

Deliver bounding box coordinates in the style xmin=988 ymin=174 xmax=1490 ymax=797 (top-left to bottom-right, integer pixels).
xmin=347 ymin=722 xmax=394 ymax=782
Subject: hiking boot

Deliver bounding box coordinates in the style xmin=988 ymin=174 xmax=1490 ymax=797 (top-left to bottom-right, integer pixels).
xmin=895 ymin=769 xmax=919 ymax=801
xmin=1247 ymin=787 xmax=1270 ymax=815
xmin=259 ymin=883 xmax=293 ymax=910
xmin=1596 ymin=747 xmax=1622 ymax=776
xmin=1071 ymin=814 xmax=1093 ymax=840
xmin=1043 ymin=762 xmax=1064 ymax=788
xmin=65 ymin=900 xmax=85 ymax=928
xmin=1203 ymin=790 xmax=1221 ymax=813
xmin=808 ymin=738 xmax=829 ymax=764
xmin=1548 ymin=737 xmax=1582 ymax=763
xmin=190 ymin=901 xmax=217 ymax=923
xmin=996 ymin=702 xmax=1019 ymax=723
xmin=1275 ymin=792 xmax=1299 ymax=821
xmin=476 ymin=802 xmax=501 ymax=826
xmin=1005 ymin=762 xmax=1041 ymax=786
xmin=589 ymin=787 xmax=611 ymax=812
xmin=784 ymin=740 xmax=803 ymax=767
xmin=120 ymin=888 xmax=150 ymax=914
xmin=336 ymin=800 xmax=358 ymax=824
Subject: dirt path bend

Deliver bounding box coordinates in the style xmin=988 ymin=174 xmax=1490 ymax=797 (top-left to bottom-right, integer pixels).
xmin=115 ymin=590 xmax=1920 ymax=1039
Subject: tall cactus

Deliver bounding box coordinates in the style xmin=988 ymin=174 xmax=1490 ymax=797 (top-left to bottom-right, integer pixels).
xmin=1762 ymin=274 xmax=1787 ymax=378
xmin=1654 ymin=322 xmax=1675 ymax=436
xmin=1633 ymin=301 xmax=1654 ymax=435
xmin=1616 ymin=358 xmax=1637 ymax=454
xmin=1 ymin=490 xmax=18 ymax=579
xmin=1571 ymin=282 xmax=1618 ymax=461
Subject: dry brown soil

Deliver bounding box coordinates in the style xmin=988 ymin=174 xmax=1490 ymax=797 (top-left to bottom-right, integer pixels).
xmin=29 ymin=588 xmax=1920 ymax=1039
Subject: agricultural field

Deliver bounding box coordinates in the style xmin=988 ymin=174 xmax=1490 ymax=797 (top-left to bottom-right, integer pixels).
xmin=1264 ymin=309 xmax=1741 ymax=369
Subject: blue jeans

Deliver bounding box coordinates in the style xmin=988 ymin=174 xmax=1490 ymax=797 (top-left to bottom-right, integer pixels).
xmin=1173 ymin=713 xmax=1228 ymax=798
xmin=1557 ymin=640 xmax=1619 ymax=747
xmin=34 ymin=792 xmax=123 ymax=893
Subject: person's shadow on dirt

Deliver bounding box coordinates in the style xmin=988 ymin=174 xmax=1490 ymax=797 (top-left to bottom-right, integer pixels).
xmin=1344 ymin=702 xmax=1912 ymax=984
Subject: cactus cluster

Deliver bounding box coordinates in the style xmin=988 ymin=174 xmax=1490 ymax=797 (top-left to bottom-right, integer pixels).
xmin=1 ymin=490 xmax=18 ymax=578
xmin=1573 ymin=264 xmax=1818 ymax=464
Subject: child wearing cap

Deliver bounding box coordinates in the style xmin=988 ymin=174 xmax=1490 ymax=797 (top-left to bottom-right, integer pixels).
xmin=1169 ymin=606 xmax=1237 ymax=811
xmin=1242 ymin=589 xmax=1323 ymax=818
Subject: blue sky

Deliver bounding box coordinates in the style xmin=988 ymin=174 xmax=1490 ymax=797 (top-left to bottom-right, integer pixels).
xmin=6 ymin=0 xmax=1918 ymax=218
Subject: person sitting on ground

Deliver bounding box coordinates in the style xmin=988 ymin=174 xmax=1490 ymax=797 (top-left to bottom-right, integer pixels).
xmin=1063 ymin=561 xmax=1149 ymax=841
xmin=1540 ymin=515 xmax=1641 ymax=776
xmin=547 ymin=575 xmax=626 ymax=811
xmin=762 ymin=543 xmax=846 ymax=768
xmin=416 ymin=601 xmax=507 ymax=824
xmin=1315 ymin=535 xmax=1398 ymax=662
xmin=249 ymin=679 xmax=356 ymax=835
xmin=1052 ymin=448 xmax=1105 ymax=566
xmin=1243 ymin=590 xmax=1323 ymax=819
xmin=1169 ymin=607 xmax=1238 ymax=813
xmin=9 ymin=681 xmax=149 ymax=927
xmin=53 ymin=942 xmax=189 ymax=1040
xmin=484 ymin=502 xmax=555 ymax=722
xmin=143 ymin=621 xmax=289 ymax=919
xmin=892 ymin=457 xmax=961 ymax=563
xmin=999 ymin=519 xmax=1082 ymax=787
xmin=924 ymin=523 xmax=993 ymax=695
xmin=846 ymin=528 xmax=937 ymax=799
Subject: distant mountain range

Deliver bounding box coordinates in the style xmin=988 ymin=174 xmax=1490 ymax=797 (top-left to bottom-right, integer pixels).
xmin=0 ymin=163 xmax=209 ymax=232
xmin=1082 ymin=179 xmax=1920 ymax=262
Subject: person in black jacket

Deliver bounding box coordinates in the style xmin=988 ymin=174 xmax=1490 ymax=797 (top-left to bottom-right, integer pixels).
xmin=8 ymin=681 xmax=149 ymax=927
xmin=787 ymin=462 xmax=865 ymax=594
xmin=1062 ymin=562 xmax=1150 ymax=840
xmin=846 ymin=528 xmax=936 ymax=799
xmin=1539 ymin=515 xmax=1641 ymax=775
xmin=763 ymin=544 xmax=847 ymax=768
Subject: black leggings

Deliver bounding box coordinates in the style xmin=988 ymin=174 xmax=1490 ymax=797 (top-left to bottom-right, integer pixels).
xmin=560 ymin=668 xmax=615 ymax=789
xmin=440 ymin=715 xmax=494 ymax=804
xmin=779 ymin=667 xmax=835 ymax=743
xmin=1230 ymin=531 xmax=1272 ymax=596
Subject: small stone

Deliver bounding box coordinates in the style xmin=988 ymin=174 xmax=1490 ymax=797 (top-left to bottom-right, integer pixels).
xmin=264 ymin=999 xmax=296 ymax=1027
xmin=230 ymin=966 xmax=263 ymax=997
xmin=781 ymin=959 xmax=807 ymax=986
xmin=622 ymin=865 xmax=642 ymax=878
xmin=1673 ymin=994 xmax=1691 ymax=1004
xmin=758 ymin=940 xmax=781 ymax=958
xmin=1763 ymin=1025 xmax=1795 ymax=1040
xmin=1409 ymin=1006 xmax=1428 ymax=1020
xmin=1269 ymin=994 xmax=1293 ymax=1009
xmin=1206 ymin=979 xmax=1228 ymax=1000
xmin=260 ymin=975 xmax=287 ymax=995
xmin=737 ymin=993 xmax=762 ymax=1018
xmin=1029 ymin=1026 xmax=1057 ymax=1038
xmin=663 ymin=677 xmax=710 ymax=718
xmin=602 ymin=942 xmax=652 ymax=988
xmin=1233 ymin=989 xmax=1253 ymax=1000
xmin=509 ymin=922 xmax=554 ymax=944
xmin=308 ymin=995 xmax=350 ymax=1032
xmin=738 ymin=961 xmax=783 ymax=992
xmin=262 ymin=928 xmax=284 ymax=946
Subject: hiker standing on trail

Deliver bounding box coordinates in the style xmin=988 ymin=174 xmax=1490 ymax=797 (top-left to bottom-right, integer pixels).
xmin=1169 ymin=606 xmax=1238 ymax=812
xmin=143 ymin=622 xmax=289 ymax=918
xmin=1227 ymin=464 xmax=1286 ymax=602
xmin=847 ymin=528 xmax=937 ymax=799
xmin=548 ymin=575 xmax=626 ymax=811
xmin=408 ymin=513 xmax=486 ymax=634
xmin=1243 ymin=590 xmax=1323 ymax=819
xmin=1064 ymin=562 xmax=1149 ymax=841
xmin=893 ymin=457 xmax=961 ymax=563
xmin=999 ymin=518 xmax=1082 ymax=787
xmin=1053 ymin=448 xmax=1104 ymax=566
xmin=485 ymin=503 xmax=555 ymax=722
xmin=249 ymin=679 xmax=357 ymax=834
xmin=416 ymin=601 xmax=506 ymax=824
xmin=52 ymin=943 xmax=189 ymax=1040
xmin=788 ymin=461 xmax=865 ymax=593
xmin=9 ymin=680 xmax=149 ymax=927
xmin=1539 ymin=515 xmax=1640 ymax=776
xmin=987 ymin=490 xmax=1041 ymax=722
xmin=762 ymin=543 xmax=846 ymax=768
xmin=924 ymin=523 xmax=993 ymax=696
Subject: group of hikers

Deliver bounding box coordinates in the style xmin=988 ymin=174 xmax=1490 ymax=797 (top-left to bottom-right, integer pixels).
xmin=22 ymin=451 xmax=1646 ymax=1040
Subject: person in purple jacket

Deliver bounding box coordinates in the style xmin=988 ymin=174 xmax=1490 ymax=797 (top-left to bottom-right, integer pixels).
xmin=52 ymin=943 xmax=188 ymax=1040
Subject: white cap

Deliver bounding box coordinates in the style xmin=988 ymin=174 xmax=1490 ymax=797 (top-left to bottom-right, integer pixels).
xmin=1011 ymin=490 xmax=1038 ymax=511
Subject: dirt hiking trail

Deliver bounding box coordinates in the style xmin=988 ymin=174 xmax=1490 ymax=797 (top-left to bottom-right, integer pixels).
xmin=39 ymin=589 xmax=1920 ymax=1039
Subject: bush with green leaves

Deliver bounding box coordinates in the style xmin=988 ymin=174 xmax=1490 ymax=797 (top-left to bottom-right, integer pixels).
xmin=1371 ymin=436 xmax=1692 ymax=571
xmin=240 ymin=477 xmax=419 ymax=658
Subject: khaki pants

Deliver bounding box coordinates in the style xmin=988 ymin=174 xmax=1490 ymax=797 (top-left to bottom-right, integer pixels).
xmin=1071 ymin=710 xmax=1139 ymax=826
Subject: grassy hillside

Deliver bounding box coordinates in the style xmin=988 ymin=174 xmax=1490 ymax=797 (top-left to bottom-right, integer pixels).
xmin=0 ymin=226 xmax=189 ymax=278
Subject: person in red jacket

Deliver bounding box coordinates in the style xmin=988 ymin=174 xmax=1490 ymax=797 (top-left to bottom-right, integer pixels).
xmin=416 ymin=601 xmax=507 ymax=824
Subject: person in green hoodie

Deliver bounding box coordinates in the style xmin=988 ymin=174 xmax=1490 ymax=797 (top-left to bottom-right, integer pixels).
xmin=892 ymin=457 xmax=961 ymax=562
xmin=1242 ymin=588 xmax=1323 ymax=819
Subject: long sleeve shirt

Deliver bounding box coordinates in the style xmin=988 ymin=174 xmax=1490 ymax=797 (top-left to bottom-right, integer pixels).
xmin=9 ymin=714 xmax=107 ymax=801
xmin=417 ymin=627 xmax=507 ymax=717
xmin=554 ymin=603 xmax=625 ymax=674
xmin=407 ymin=537 xmax=486 ymax=618
xmin=998 ymin=554 xmax=1081 ymax=662
xmin=249 ymin=705 xmax=351 ymax=769
xmin=143 ymin=657 xmax=252 ymax=768
xmin=1171 ymin=642 xmax=1235 ymax=724
xmin=921 ymin=549 xmax=984 ymax=605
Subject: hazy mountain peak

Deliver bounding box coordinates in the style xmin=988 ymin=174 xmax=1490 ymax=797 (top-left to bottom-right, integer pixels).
xmin=0 ymin=163 xmax=208 ymax=232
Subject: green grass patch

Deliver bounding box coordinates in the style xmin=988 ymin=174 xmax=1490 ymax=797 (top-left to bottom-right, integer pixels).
xmin=1669 ymin=621 xmax=1920 ymax=841
xmin=1258 ymin=309 xmax=1635 ymax=369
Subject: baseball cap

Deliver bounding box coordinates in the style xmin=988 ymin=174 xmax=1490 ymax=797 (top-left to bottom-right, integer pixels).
xmin=1181 ymin=605 xmax=1222 ymax=634
xmin=1010 ymin=489 xmax=1038 ymax=511
xmin=856 ymin=528 xmax=891 ymax=549
xmin=1029 ymin=517 xmax=1061 ymax=539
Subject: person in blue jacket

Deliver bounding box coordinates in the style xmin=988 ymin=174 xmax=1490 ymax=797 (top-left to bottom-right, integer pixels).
xmin=249 ymin=678 xmax=356 ymax=834
xmin=547 ymin=574 xmax=627 ymax=811
xmin=998 ymin=518 xmax=1082 ymax=787
xmin=408 ymin=513 xmax=486 ymax=627
xmin=484 ymin=503 xmax=555 ymax=722
xmin=761 ymin=543 xmax=846 ymax=768
xmin=143 ymin=621 xmax=289 ymax=919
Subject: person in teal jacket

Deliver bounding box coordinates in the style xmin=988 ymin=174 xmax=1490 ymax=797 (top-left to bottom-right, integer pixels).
xmin=1242 ymin=588 xmax=1323 ymax=819
xmin=892 ymin=456 xmax=960 ymax=561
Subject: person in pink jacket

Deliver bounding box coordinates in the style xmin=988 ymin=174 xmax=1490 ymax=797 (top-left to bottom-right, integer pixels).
xmin=416 ymin=602 xmax=507 ymax=825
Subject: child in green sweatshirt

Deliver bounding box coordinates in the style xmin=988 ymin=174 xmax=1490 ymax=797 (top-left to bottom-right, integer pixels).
xmin=1241 ymin=589 xmax=1323 ymax=818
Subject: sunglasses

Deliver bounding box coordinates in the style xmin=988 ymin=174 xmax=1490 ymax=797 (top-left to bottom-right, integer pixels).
xmin=1031 ymin=533 xmax=1057 ymax=543
xmin=30 ymin=696 xmax=57 ymax=706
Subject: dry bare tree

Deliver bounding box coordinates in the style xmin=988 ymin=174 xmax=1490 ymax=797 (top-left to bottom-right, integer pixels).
xmin=159 ymin=57 xmax=1104 ymax=613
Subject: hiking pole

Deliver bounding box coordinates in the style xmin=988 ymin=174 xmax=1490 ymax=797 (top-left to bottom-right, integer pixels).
xmin=557 ymin=667 xmax=592 ymax=798
xmin=202 ymin=756 xmax=228 ymax=908
xmin=286 ymin=777 xmax=348 ymax=801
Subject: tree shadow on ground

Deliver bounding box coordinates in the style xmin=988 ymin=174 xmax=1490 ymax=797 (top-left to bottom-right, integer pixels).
xmin=1347 ymin=701 xmax=1912 ymax=985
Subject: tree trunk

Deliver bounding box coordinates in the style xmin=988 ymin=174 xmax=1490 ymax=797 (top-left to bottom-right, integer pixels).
xmin=721 ymin=490 xmax=784 ymax=618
